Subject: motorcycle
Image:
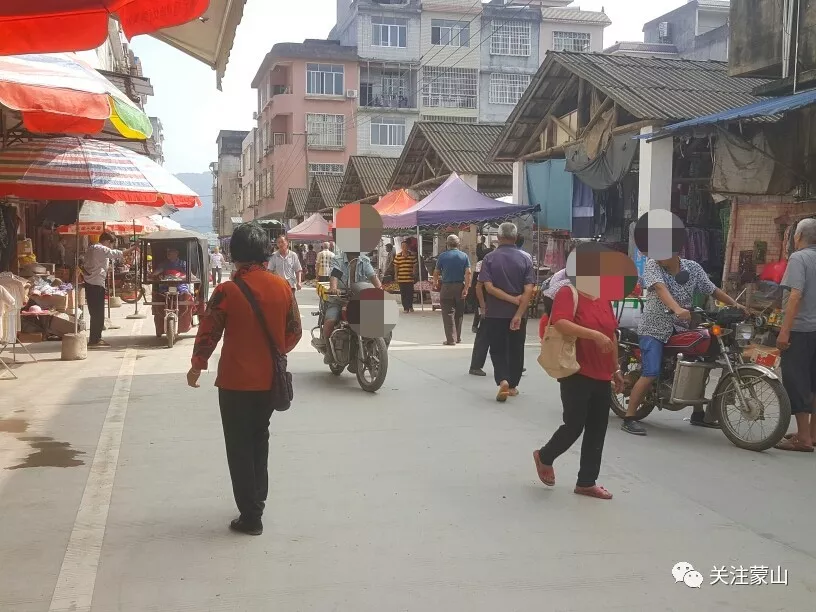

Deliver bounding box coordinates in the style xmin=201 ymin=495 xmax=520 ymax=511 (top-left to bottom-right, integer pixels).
xmin=611 ymin=306 xmax=791 ymax=451
xmin=311 ymin=280 xmax=391 ymax=393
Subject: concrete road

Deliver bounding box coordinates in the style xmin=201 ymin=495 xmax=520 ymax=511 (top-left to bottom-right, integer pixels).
xmin=0 ymin=288 xmax=814 ymax=611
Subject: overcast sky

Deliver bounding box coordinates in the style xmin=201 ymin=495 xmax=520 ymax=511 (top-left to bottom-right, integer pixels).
xmin=131 ymin=0 xmax=688 ymax=175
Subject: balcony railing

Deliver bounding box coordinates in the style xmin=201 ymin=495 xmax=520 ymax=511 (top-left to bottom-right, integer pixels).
xmin=360 ymin=93 xmax=416 ymax=109
xmin=273 ymin=85 xmax=292 ymax=95
xmin=421 ymin=94 xmax=477 ymax=109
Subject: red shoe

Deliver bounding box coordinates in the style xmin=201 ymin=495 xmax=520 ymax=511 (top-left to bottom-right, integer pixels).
xmin=533 ymin=450 xmax=555 ymax=486
xmin=574 ymin=485 xmax=613 ymax=500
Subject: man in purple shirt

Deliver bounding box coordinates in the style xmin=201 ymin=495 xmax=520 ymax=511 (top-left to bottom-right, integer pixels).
xmin=479 ymin=222 xmax=535 ymax=402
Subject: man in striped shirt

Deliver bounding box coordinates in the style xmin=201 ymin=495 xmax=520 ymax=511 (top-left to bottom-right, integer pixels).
xmin=393 ymin=241 xmax=417 ymax=313
xmin=316 ymin=243 xmax=335 ymax=282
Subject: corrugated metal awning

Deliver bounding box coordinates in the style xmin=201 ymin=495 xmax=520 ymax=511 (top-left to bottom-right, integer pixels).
xmin=230 ymin=217 xmax=243 ymax=225
xmin=643 ymin=88 xmax=816 ymax=141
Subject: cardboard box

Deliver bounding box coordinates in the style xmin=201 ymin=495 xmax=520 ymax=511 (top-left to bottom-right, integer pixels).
xmin=17 ymin=331 xmax=44 ymax=343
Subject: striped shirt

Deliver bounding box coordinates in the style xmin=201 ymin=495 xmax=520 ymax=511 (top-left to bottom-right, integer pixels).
xmin=393 ymin=252 xmax=417 ymax=284
xmin=316 ymin=249 xmax=335 ymax=278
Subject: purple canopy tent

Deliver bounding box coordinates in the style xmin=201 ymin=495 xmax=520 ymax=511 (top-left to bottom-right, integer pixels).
xmin=381 ymin=173 xmax=539 ymax=311
xmin=381 ymin=173 xmax=538 ymax=229
xmin=287 ymin=213 xmax=331 ymax=241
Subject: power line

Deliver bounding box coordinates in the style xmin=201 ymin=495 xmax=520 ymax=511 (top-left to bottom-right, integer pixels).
xmin=273 ymin=0 xmax=539 ymax=200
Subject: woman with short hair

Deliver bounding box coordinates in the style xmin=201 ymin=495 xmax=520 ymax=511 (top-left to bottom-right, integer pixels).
xmin=188 ymin=222 xmax=303 ymax=535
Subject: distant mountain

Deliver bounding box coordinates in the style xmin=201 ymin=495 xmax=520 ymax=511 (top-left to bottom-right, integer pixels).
xmin=173 ymin=172 xmax=213 ymax=234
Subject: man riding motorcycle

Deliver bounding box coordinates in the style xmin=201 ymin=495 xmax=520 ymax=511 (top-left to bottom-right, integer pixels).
xmin=318 ymin=250 xmax=382 ymax=363
xmin=622 ymin=254 xmax=748 ymax=436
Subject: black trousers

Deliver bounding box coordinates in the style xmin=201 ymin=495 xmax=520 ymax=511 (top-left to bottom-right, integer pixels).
xmin=218 ymin=389 xmax=275 ymax=521
xmin=398 ymin=282 xmax=414 ymax=312
xmin=85 ymin=283 xmax=106 ymax=343
xmin=484 ymin=317 xmax=526 ymax=388
xmin=440 ymin=282 xmax=465 ymax=343
xmin=780 ymin=330 xmax=816 ymax=415
xmin=470 ymin=318 xmax=490 ymax=370
xmin=212 ymin=268 xmax=222 ymax=285
xmin=540 ymin=374 xmax=611 ymax=488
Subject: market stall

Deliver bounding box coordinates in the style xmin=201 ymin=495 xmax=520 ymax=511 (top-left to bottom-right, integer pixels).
xmin=380 ymin=174 xmax=539 ymax=310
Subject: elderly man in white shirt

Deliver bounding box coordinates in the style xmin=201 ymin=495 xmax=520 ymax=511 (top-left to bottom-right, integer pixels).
xmin=83 ymin=232 xmax=137 ymax=347
xmin=210 ymin=247 xmax=225 ymax=285
xmin=267 ymin=235 xmax=302 ymax=293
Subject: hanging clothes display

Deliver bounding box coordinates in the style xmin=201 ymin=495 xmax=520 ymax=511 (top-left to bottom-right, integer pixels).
xmin=572 ymin=176 xmax=594 ymax=239
xmin=543 ymin=236 xmax=569 ymax=270
xmin=0 ymin=205 xmax=19 ymax=272
xmin=0 ymin=273 xmax=26 ymax=344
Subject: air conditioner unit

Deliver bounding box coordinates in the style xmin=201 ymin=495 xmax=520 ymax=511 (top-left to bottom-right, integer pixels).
xmin=252 ymin=111 xmax=258 ymax=120
xmin=346 ymin=89 xmax=358 ymax=99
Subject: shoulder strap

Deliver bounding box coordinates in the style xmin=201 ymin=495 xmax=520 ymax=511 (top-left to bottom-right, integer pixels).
xmin=233 ymin=276 xmax=282 ymax=359
xmin=545 ymin=284 xmax=579 ymax=331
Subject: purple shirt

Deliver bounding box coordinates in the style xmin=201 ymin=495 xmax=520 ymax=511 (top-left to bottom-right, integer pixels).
xmin=479 ymin=244 xmax=535 ymax=319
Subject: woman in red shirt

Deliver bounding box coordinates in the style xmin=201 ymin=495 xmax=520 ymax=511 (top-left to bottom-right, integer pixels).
xmin=187 ymin=223 xmax=303 ymax=535
xmin=533 ymin=284 xmax=624 ymax=500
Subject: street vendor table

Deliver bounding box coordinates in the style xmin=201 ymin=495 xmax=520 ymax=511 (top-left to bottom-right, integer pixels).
xmin=20 ymin=310 xmax=56 ymax=342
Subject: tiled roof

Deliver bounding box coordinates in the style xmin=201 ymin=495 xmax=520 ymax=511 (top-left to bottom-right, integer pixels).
xmin=552 ymin=52 xmax=768 ymax=121
xmin=540 ymin=7 xmax=612 ymax=25
xmin=306 ymin=175 xmax=344 ymax=212
xmin=491 ymin=51 xmax=770 ymax=161
xmin=338 ymin=156 xmax=399 ymax=204
xmin=285 ymin=188 xmax=308 ymax=218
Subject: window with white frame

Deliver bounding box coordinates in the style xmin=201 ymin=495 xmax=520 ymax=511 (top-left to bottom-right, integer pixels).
xmin=372 ymin=17 xmax=407 ymax=48
xmin=489 ymin=73 xmax=531 ymax=105
xmin=255 ymin=178 xmax=261 ymax=200
xmin=306 ymin=63 xmax=344 ymax=96
xmin=431 ymin=19 xmax=470 ymax=47
xmin=553 ymin=31 xmax=592 ymax=53
xmin=421 ymin=67 xmax=477 ymax=109
xmin=370 ymin=117 xmax=407 ymax=147
xmin=490 ymin=20 xmax=531 ymax=56
xmin=306 ymin=114 xmax=345 ymax=148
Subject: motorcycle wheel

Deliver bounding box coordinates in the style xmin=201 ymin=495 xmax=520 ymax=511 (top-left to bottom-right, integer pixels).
xmin=166 ymin=315 xmax=177 ymax=349
xmin=329 ymin=363 xmax=345 ymax=376
xmin=356 ymin=338 xmax=388 ymax=393
xmin=120 ymin=283 xmax=145 ymax=304
xmin=610 ymin=389 xmax=655 ymax=421
xmin=713 ymin=372 xmax=791 ymax=452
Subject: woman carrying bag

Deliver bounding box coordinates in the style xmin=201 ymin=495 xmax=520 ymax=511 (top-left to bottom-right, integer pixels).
xmin=534 ymin=282 xmax=624 ymax=500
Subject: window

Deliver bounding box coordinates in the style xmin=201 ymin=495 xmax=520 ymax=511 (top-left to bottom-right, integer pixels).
xmin=489 ymin=73 xmax=531 ymax=105
xmin=306 ymin=114 xmax=345 ymax=148
xmin=308 ymin=163 xmax=345 ymax=181
xmin=431 ymin=19 xmax=469 ymax=47
xmin=255 ymin=178 xmax=261 ymax=200
xmin=553 ymin=31 xmax=592 ymax=53
xmin=306 ymin=63 xmax=344 ymax=96
xmin=273 ymin=132 xmax=287 ymax=147
xmin=421 ymin=67 xmax=477 ymax=109
xmin=372 ymin=17 xmax=407 ymax=48
xmin=370 ymin=117 xmax=407 ymax=147
xmin=269 ymin=166 xmax=275 ymax=198
xmin=490 ymin=20 xmax=531 ymax=56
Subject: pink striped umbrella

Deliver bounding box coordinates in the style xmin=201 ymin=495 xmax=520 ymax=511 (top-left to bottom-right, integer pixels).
xmin=0 ymin=137 xmax=200 ymax=207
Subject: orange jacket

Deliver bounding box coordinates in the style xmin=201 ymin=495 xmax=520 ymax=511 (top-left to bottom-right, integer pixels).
xmin=192 ymin=265 xmax=302 ymax=391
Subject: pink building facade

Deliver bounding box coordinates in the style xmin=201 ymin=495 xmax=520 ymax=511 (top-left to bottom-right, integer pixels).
xmin=251 ymin=40 xmax=359 ymax=219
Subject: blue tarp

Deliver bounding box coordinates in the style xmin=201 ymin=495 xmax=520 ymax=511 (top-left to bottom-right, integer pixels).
xmin=641 ymin=88 xmax=816 ymax=140
xmin=526 ymin=160 xmax=572 ymax=231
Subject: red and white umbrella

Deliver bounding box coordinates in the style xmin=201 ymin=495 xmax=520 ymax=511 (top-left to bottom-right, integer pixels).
xmin=0 ymin=1 xmax=209 ymax=55
xmin=57 ymin=217 xmax=158 ymax=235
xmin=0 ymin=137 xmax=200 ymax=207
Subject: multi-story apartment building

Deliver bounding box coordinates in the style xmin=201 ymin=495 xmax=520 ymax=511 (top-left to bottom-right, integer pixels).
xmin=251 ymin=39 xmax=359 ymax=218
xmin=480 ymin=1 xmax=543 ymax=123
xmin=331 ymin=1 xmax=611 ymax=134
xmin=240 ymin=128 xmax=258 ymax=221
xmin=213 ymin=130 xmax=249 ymax=238
xmin=332 ymin=0 xmax=422 ymax=157
xmin=605 ymin=1 xmax=729 ymax=62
